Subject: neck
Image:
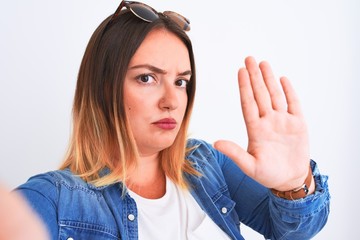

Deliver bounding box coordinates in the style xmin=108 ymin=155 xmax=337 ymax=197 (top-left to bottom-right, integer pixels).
xmin=127 ymin=153 xmax=166 ymax=199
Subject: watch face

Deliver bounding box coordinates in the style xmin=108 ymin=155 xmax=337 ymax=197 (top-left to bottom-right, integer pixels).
xmin=304 ymin=185 xmax=309 ymax=194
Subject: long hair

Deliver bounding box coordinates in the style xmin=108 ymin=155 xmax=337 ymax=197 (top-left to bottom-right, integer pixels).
xmin=60 ymin=10 xmax=198 ymax=188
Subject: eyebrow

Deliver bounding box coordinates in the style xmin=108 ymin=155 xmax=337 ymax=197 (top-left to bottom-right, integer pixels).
xmin=128 ymin=64 xmax=192 ymax=77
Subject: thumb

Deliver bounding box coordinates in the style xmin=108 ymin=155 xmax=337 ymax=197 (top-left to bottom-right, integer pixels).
xmin=213 ymin=140 xmax=256 ymax=177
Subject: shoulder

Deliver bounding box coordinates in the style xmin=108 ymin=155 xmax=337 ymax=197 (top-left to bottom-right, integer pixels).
xmin=16 ymin=170 xmax=121 ymax=240
xmin=186 ymin=138 xmax=215 ymax=155
xmin=186 ymin=138 xmax=246 ymax=182
xmin=16 ymin=169 xmax=107 ymax=219
xmin=186 ymin=138 xmax=228 ymax=172
xmin=19 ymin=169 xmax=86 ymax=188
xmin=186 ymin=138 xmax=228 ymax=166
xmin=16 ymin=169 xmax=102 ymax=200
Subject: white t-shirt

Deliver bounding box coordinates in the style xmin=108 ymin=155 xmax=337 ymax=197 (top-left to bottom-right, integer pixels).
xmin=128 ymin=177 xmax=231 ymax=240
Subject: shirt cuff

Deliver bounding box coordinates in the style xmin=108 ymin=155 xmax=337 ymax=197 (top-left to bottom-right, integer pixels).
xmin=268 ymin=160 xmax=330 ymax=218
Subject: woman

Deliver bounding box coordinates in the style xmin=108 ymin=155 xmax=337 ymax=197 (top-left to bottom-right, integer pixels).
xmin=15 ymin=1 xmax=330 ymax=239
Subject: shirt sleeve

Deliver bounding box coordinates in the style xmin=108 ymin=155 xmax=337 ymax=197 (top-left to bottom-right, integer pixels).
xmin=15 ymin=173 xmax=59 ymax=240
xmin=266 ymin=160 xmax=330 ymax=239
xmin=215 ymin=144 xmax=330 ymax=239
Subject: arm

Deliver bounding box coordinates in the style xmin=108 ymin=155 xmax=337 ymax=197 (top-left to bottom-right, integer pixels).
xmin=214 ymin=56 xmax=330 ymax=238
xmin=15 ymin=174 xmax=59 ymax=240
xmin=267 ymin=160 xmax=330 ymax=239
xmin=221 ymin=154 xmax=330 ymax=239
xmin=0 ymin=183 xmax=49 ymax=240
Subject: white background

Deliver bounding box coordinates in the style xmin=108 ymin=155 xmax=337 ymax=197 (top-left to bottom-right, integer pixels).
xmin=1 ymin=1 xmax=359 ymax=239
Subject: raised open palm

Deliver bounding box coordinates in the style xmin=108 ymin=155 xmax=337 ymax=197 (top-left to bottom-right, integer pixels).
xmin=215 ymin=56 xmax=310 ymax=191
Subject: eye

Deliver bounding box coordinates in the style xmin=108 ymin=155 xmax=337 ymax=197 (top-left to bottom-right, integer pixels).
xmin=175 ymin=79 xmax=189 ymax=88
xmin=136 ymin=74 xmax=156 ymax=84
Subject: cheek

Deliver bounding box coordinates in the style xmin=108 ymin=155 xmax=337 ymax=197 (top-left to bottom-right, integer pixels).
xmin=124 ymin=92 xmax=152 ymax=120
xmin=124 ymin=98 xmax=139 ymax=119
xmin=180 ymin=94 xmax=188 ymax=113
xmin=124 ymin=88 xmax=141 ymax=110
xmin=123 ymin=91 xmax=137 ymax=119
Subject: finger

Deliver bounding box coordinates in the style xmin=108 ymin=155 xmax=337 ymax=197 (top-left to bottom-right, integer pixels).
xmin=213 ymin=140 xmax=256 ymax=177
xmin=280 ymin=77 xmax=303 ymax=115
xmin=259 ymin=61 xmax=287 ymax=112
xmin=245 ymin=56 xmax=272 ymax=116
xmin=238 ymin=67 xmax=259 ymax=123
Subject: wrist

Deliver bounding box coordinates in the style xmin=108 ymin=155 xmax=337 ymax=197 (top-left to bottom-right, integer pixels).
xmin=271 ymin=165 xmax=314 ymax=200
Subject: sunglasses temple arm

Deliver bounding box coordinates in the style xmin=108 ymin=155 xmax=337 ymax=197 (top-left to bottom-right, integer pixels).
xmin=112 ymin=1 xmax=127 ymax=21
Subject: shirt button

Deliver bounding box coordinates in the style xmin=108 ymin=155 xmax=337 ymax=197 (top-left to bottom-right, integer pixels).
xmin=128 ymin=214 xmax=135 ymax=221
xmin=221 ymin=207 xmax=228 ymax=214
xmin=67 ymin=238 xmax=74 ymax=240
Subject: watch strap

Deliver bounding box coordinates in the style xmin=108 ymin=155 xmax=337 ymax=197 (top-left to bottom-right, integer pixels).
xmin=271 ymin=166 xmax=313 ymax=200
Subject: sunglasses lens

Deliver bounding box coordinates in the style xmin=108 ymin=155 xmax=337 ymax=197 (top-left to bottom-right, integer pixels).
xmin=130 ymin=3 xmax=159 ymax=22
xmin=163 ymin=11 xmax=190 ymax=31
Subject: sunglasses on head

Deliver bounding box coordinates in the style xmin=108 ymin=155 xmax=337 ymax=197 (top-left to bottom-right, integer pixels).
xmin=108 ymin=1 xmax=190 ymax=31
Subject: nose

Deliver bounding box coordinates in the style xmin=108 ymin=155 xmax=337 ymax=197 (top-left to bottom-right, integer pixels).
xmin=158 ymin=83 xmax=178 ymax=111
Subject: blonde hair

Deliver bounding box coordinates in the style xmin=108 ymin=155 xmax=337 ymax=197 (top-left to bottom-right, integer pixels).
xmin=60 ymin=11 xmax=199 ymax=188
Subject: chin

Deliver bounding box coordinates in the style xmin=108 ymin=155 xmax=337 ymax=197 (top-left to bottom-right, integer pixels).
xmin=154 ymin=136 xmax=178 ymax=151
xmin=158 ymin=138 xmax=177 ymax=150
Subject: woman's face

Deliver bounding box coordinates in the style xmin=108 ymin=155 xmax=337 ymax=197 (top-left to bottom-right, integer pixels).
xmin=124 ymin=29 xmax=191 ymax=157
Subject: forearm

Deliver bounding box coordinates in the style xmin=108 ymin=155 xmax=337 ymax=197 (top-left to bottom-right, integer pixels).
xmin=15 ymin=174 xmax=59 ymax=240
xmin=266 ymin=160 xmax=330 ymax=239
xmin=0 ymin=184 xmax=50 ymax=240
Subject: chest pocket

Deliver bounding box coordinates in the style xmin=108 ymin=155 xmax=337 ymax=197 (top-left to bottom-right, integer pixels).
xmin=59 ymin=221 xmax=120 ymax=240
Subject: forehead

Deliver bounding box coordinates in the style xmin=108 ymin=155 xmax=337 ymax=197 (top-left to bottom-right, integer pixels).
xmin=129 ymin=28 xmax=190 ymax=70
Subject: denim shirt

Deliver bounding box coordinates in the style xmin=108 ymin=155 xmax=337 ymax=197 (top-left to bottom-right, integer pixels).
xmin=17 ymin=139 xmax=330 ymax=240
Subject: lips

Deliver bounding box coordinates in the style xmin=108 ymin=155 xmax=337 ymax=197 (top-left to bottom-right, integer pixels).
xmin=153 ymin=118 xmax=177 ymax=130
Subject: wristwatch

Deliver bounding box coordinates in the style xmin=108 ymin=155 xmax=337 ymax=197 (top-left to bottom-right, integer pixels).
xmin=270 ymin=166 xmax=313 ymax=200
